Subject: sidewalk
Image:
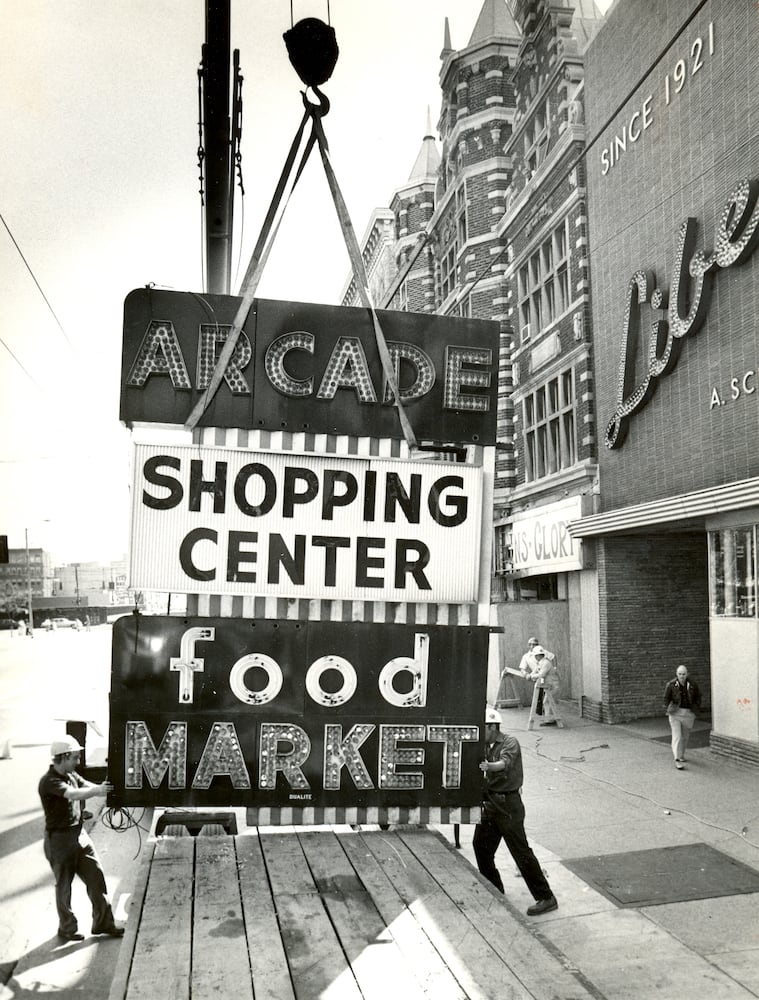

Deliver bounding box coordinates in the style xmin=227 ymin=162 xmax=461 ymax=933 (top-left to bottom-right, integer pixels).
xmin=437 ymin=703 xmax=759 ymax=999
xmin=3 ymin=705 xmax=758 ymax=999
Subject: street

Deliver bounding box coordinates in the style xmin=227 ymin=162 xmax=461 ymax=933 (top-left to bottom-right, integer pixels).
xmin=0 ymin=623 xmax=113 ymax=750
xmin=0 ymin=622 xmax=137 ymax=999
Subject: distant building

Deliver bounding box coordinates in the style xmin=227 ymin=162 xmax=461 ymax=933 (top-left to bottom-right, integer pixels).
xmin=0 ymin=548 xmax=54 ymax=616
xmin=0 ymin=549 xmax=141 ymax=625
xmin=54 ymin=558 xmax=129 ymax=606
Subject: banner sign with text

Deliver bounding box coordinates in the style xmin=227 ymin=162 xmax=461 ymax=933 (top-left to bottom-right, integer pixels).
xmin=120 ymin=289 xmax=499 ymax=444
xmin=129 ymin=442 xmax=483 ymax=602
xmin=108 ymin=616 xmax=488 ymax=809
xmin=510 ymin=496 xmax=586 ymax=574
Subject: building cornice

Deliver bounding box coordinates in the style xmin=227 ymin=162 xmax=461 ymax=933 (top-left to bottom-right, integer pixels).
xmin=391 ymin=179 xmax=436 ymax=203
xmin=440 ymin=39 xmax=521 ymax=91
xmin=500 ymin=459 xmax=598 ymax=515
xmin=445 ymin=106 xmax=515 ymax=152
xmin=568 ymin=477 xmax=759 ymax=538
xmin=494 ymin=126 xmax=584 ymax=243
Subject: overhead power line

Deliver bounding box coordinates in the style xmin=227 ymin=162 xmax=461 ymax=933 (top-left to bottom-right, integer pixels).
xmin=0 ymin=334 xmax=41 ymax=390
xmin=0 ymin=210 xmax=76 ymax=352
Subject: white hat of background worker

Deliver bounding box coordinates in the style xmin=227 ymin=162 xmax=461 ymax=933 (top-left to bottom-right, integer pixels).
xmin=485 ymin=707 xmax=502 ymax=724
xmin=51 ymin=736 xmax=83 ymax=757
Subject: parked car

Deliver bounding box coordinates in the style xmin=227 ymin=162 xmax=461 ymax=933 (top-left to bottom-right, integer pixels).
xmin=0 ymin=618 xmax=17 ymax=630
xmin=42 ymin=617 xmax=80 ymax=630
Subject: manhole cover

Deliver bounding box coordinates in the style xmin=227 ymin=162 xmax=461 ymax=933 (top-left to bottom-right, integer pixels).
xmin=563 ymin=843 xmax=759 ymax=907
xmin=651 ymin=728 xmax=711 ymax=749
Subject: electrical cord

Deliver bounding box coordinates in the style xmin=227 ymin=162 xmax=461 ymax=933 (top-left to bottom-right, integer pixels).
xmin=519 ymin=729 xmax=759 ymax=850
xmin=101 ymin=806 xmax=152 ymax=860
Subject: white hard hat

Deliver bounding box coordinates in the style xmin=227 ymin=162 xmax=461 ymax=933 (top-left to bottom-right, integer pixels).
xmin=51 ymin=736 xmax=83 ymax=756
xmin=532 ymin=645 xmax=545 ymax=656
xmin=485 ymin=707 xmax=502 ymax=724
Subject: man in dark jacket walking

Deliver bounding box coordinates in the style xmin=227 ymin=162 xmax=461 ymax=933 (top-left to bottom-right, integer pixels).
xmin=664 ymin=665 xmax=702 ymax=770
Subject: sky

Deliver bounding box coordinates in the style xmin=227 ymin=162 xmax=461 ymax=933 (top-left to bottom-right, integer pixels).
xmin=0 ymin=1 xmax=608 ymax=566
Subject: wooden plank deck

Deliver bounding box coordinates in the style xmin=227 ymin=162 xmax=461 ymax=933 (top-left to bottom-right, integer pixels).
xmin=109 ymin=828 xmax=595 ymax=1000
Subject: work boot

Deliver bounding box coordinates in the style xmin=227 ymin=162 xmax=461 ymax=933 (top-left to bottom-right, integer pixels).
xmin=527 ymin=895 xmax=558 ymax=916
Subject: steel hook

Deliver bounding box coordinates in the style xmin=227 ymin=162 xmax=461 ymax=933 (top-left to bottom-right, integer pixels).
xmin=301 ymin=85 xmax=330 ymax=117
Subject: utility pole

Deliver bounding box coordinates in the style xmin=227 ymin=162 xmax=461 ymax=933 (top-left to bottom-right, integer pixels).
xmin=24 ymin=528 xmax=34 ymax=637
xmin=203 ymin=0 xmax=233 ymax=294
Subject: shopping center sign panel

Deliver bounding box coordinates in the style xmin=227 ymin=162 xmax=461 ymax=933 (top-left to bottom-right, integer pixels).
xmin=130 ymin=443 xmax=483 ymax=602
xmin=120 ymin=289 xmax=499 ymax=444
xmin=108 ymin=616 xmax=488 ymax=809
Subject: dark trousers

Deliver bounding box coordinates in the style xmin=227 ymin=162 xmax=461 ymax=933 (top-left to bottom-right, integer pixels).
xmin=44 ymin=827 xmax=114 ymax=935
xmin=473 ymin=793 xmax=552 ymax=901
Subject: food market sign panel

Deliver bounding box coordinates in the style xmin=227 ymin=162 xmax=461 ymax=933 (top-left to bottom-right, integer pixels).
xmin=108 ymin=616 xmax=487 ymax=809
xmin=119 ymin=289 xmax=499 ymax=444
xmin=130 ymin=443 xmax=483 ymax=602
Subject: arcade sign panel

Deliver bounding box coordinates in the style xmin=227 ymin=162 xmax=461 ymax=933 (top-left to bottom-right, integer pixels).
xmin=119 ymin=289 xmax=499 ymax=444
xmin=107 ymin=616 xmax=488 ymax=810
xmin=130 ymin=442 xmax=483 ymax=602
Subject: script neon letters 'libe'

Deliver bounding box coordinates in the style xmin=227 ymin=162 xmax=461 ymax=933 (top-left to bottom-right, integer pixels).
xmin=605 ymin=179 xmax=759 ymax=449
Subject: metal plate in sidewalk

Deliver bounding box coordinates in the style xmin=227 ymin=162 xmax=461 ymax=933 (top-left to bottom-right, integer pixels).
xmin=651 ymin=728 xmax=711 ymax=748
xmin=563 ymin=843 xmax=759 ymax=907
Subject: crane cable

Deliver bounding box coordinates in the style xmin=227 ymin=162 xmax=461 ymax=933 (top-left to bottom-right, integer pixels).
xmin=185 ymin=70 xmax=417 ymax=449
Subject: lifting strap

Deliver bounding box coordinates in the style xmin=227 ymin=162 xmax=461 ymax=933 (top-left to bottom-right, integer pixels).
xmin=184 ymin=107 xmax=313 ymax=432
xmin=184 ymin=92 xmax=417 ymax=450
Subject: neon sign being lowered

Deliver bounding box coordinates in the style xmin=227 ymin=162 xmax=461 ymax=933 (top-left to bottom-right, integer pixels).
xmin=605 ymin=179 xmax=759 ymax=449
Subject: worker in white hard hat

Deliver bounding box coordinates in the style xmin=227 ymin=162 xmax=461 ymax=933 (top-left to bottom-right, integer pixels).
xmin=518 ymin=638 xmax=559 ymax=724
xmin=517 ymin=637 xmax=541 ymax=677
xmin=38 ymin=735 xmax=124 ymax=941
xmin=473 ymin=707 xmax=558 ymax=916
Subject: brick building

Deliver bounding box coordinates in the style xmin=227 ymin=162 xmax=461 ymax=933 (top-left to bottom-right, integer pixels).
xmin=341 ymin=0 xmax=759 ymax=766
xmin=571 ymin=0 xmax=759 ymax=764
xmin=343 ymin=0 xmax=606 ymax=709
xmin=0 ymin=547 xmax=53 ymax=621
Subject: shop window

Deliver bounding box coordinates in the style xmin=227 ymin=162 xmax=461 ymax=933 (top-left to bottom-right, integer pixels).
xmin=493 ymin=524 xmax=512 ymax=575
xmin=514 ymin=574 xmax=559 ymax=601
xmin=522 ymin=367 xmax=577 ymax=482
xmin=708 ymin=526 xmax=757 ymax=617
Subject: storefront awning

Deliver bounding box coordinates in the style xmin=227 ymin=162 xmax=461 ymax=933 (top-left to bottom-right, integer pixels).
xmin=568 ymin=476 xmax=759 ymax=538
